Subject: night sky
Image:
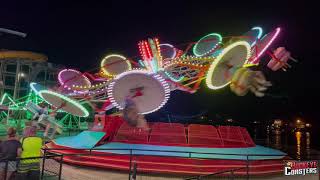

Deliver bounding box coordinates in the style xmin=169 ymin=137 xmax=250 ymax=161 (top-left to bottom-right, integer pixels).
xmin=1 ymin=1 xmax=318 ymax=127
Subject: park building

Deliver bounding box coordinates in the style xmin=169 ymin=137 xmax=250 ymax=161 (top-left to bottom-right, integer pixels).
xmin=0 ymin=50 xmax=64 ymax=99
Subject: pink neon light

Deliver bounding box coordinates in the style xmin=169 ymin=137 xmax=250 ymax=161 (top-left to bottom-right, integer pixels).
xmin=58 ymin=69 xmax=91 ymax=89
xmin=58 ymin=69 xmax=81 ymax=85
xmin=250 ymin=27 xmax=281 ymax=64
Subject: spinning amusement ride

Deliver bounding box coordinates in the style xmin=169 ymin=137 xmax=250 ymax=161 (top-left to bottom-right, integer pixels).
xmin=0 ymin=26 xmax=296 ymax=131
xmin=0 ymin=25 xmax=299 ymax=176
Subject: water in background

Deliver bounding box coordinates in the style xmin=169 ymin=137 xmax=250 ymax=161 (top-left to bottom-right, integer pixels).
xmin=250 ymin=125 xmax=320 ymax=160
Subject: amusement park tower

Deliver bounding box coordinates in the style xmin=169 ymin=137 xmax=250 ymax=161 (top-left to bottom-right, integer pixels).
xmin=0 ymin=50 xmax=64 ymax=99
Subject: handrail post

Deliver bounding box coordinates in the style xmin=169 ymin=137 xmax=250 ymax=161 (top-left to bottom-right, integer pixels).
xmin=132 ymin=162 xmax=137 ymax=180
xmin=41 ymin=149 xmax=47 ymax=180
xmin=230 ymin=170 xmax=234 ymax=180
xmin=58 ymin=155 xmax=63 ymax=180
xmin=246 ymin=155 xmax=249 ymax=180
xmin=129 ymin=149 xmax=132 ymax=180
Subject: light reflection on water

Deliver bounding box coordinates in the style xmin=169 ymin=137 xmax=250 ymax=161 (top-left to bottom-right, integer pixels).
xmin=269 ymin=130 xmax=318 ymax=160
xmin=306 ymin=132 xmax=311 ymax=158
xmin=252 ymin=126 xmax=319 ymax=160
xmin=295 ymin=131 xmax=301 ymax=159
xmin=274 ymin=132 xmax=282 ymax=149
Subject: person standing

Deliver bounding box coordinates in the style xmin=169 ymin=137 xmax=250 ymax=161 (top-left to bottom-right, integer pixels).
xmin=16 ymin=126 xmax=42 ymax=180
xmin=0 ymin=128 xmax=22 ymax=180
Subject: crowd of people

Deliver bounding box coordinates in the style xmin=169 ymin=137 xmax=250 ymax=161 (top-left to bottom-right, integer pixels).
xmin=0 ymin=126 xmax=43 ymax=180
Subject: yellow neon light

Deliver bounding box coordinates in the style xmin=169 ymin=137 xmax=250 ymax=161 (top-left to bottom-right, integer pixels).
xmin=100 ymin=54 xmax=132 ymax=76
xmin=206 ymin=41 xmax=251 ymax=90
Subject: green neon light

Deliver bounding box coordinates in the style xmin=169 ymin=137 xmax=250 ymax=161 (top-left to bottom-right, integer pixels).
xmin=0 ymin=93 xmax=19 ymax=107
xmin=138 ymin=60 xmax=145 ymax=67
xmin=151 ymin=58 xmax=159 ymax=73
xmin=0 ymin=94 xmax=6 ymax=105
xmin=165 ymin=71 xmax=184 ymax=82
xmin=26 ymin=92 xmax=31 ymax=102
xmin=193 ymin=33 xmax=223 ymax=57
xmin=38 ymin=90 xmax=89 ymax=117
xmin=0 ymin=111 xmax=8 ymax=117
xmin=0 ymin=91 xmax=63 ymax=112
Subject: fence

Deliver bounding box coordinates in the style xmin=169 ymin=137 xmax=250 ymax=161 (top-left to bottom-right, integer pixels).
xmin=184 ymin=167 xmax=247 ymax=180
xmin=42 ymin=147 xmax=292 ymax=180
xmin=0 ymin=152 xmax=63 ymax=180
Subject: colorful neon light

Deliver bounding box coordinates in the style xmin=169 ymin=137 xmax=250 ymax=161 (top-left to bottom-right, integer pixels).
xmin=107 ymin=70 xmax=170 ymax=114
xmin=250 ymin=27 xmax=281 ymax=64
xmin=163 ymin=56 xmax=209 ymax=69
xmin=0 ymin=93 xmax=19 ymax=107
xmin=138 ymin=38 xmax=163 ymax=73
xmin=193 ymin=33 xmax=222 ymax=57
xmin=164 ymin=71 xmax=184 ymax=82
xmin=206 ymin=41 xmax=251 ymax=90
xmin=154 ymin=38 xmax=163 ymax=68
xmin=138 ymin=41 xmax=153 ymax=72
xmin=30 ymin=82 xmax=46 ymax=95
xmin=39 ymin=90 xmax=89 ymax=117
xmin=100 ymin=54 xmax=132 ymax=76
xmin=159 ymin=43 xmax=177 ymax=59
xmin=58 ymin=69 xmax=91 ymax=90
xmin=250 ymin=26 xmax=263 ymax=47
xmin=138 ymin=60 xmax=145 ymax=67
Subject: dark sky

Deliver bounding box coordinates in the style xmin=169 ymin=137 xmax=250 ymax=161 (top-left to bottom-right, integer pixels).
xmin=0 ymin=1 xmax=318 ymax=126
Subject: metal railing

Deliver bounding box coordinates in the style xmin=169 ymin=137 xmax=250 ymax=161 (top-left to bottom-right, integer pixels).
xmin=40 ymin=152 xmax=63 ymax=180
xmin=185 ymin=167 xmax=247 ymax=180
xmin=43 ymin=147 xmax=291 ymax=180
xmin=0 ymin=153 xmax=63 ymax=180
xmin=129 ymin=162 xmax=137 ymax=180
